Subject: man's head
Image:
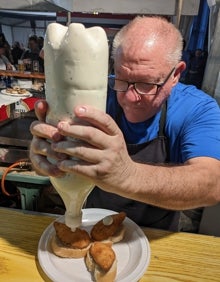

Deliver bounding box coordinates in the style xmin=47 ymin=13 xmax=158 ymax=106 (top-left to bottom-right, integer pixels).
xmin=111 ymin=16 xmax=185 ymax=122
xmin=0 ymin=33 xmax=6 ymax=43
xmin=0 ymin=43 xmax=5 ymax=55
xmin=28 ymin=35 xmax=39 ymax=52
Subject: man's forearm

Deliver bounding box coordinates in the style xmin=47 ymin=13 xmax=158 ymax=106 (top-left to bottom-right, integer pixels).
xmin=115 ymin=157 xmax=220 ymax=210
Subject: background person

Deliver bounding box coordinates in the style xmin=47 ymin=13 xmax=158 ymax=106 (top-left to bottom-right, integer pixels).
xmin=0 ymin=32 xmax=14 ymax=64
xmin=11 ymin=41 xmax=23 ymax=65
xmin=0 ymin=43 xmax=14 ymax=70
xmin=21 ymin=35 xmax=44 ymax=72
xmin=185 ymin=48 xmax=207 ymax=89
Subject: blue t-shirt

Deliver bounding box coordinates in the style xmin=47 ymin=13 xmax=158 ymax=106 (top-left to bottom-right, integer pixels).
xmin=107 ymin=83 xmax=220 ymax=163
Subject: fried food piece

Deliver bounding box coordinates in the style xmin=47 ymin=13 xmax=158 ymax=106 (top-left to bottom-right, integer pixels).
xmin=89 ymin=242 xmax=116 ymax=272
xmin=18 ymin=88 xmax=27 ymax=94
xmin=53 ymin=221 xmax=91 ymax=249
xmin=6 ymin=88 xmax=12 ymax=93
xmin=91 ymin=212 xmax=126 ymax=242
xmin=86 ymin=242 xmax=117 ymax=281
xmin=12 ymin=86 xmax=20 ymax=91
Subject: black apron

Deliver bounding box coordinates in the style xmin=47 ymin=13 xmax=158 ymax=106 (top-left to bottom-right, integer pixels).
xmin=86 ymin=103 xmax=179 ymax=231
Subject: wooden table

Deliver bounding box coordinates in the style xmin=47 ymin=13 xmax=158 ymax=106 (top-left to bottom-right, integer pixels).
xmin=0 ymin=208 xmax=220 ymax=282
xmin=0 ymin=70 xmax=45 ymax=80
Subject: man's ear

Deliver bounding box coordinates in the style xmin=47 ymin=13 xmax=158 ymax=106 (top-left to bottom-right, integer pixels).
xmin=172 ymin=61 xmax=186 ymax=86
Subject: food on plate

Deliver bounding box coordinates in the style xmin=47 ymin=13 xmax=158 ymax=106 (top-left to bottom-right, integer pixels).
xmin=13 ymin=86 xmax=20 ymax=91
xmin=91 ymin=212 xmax=126 ymax=243
xmin=6 ymin=88 xmax=13 ymax=93
xmin=18 ymin=88 xmax=27 ymax=94
xmin=44 ymin=22 xmax=108 ymax=230
xmin=51 ymin=212 xmax=126 ymax=280
xmin=51 ymin=221 xmax=91 ymax=258
xmin=85 ymin=242 xmax=117 ymax=282
xmin=5 ymin=86 xmax=28 ymax=95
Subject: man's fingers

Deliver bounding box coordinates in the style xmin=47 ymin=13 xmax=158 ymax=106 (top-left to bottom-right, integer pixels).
xmin=52 ymin=140 xmax=102 ymax=163
xmin=31 ymin=136 xmax=67 ymax=161
xmin=74 ymin=105 xmax=121 ymax=136
xmin=29 ymin=152 xmax=65 ymax=177
xmin=30 ymin=121 xmax=62 ymax=141
xmin=34 ymin=99 xmax=48 ymax=122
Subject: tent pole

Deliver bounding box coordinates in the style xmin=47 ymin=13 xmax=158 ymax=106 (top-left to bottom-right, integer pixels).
xmin=67 ymin=11 xmax=71 ymax=26
xmin=174 ymin=0 xmax=183 ymax=27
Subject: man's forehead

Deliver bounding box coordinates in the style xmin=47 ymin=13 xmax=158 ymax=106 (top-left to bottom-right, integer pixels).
xmin=115 ymin=38 xmax=161 ymax=63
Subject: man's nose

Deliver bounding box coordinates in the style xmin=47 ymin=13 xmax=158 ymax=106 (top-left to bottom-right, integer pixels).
xmin=124 ymin=85 xmax=141 ymax=102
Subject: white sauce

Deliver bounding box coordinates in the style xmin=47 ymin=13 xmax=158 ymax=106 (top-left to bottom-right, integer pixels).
xmin=44 ymin=23 xmax=108 ymax=230
xmin=102 ymin=215 xmax=113 ymax=226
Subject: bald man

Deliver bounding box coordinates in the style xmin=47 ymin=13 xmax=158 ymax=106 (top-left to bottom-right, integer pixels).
xmin=30 ymin=16 xmax=220 ymax=232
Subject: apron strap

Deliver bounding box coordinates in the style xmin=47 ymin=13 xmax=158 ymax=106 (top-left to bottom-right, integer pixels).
xmin=158 ymin=101 xmax=167 ymax=137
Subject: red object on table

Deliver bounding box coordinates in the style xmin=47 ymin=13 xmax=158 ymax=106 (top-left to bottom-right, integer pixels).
xmin=0 ymin=97 xmax=40 ymax=122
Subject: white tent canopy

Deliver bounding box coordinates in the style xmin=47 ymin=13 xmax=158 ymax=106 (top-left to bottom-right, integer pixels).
xmin=0 ymin=0 xmax=62 ymax=12
xmin=48 ymin=0 xmax=200 ymax=15
xmin=0 ymin=0 xmax=200 ymax=15
xmin=0 ymin=0 xmax=200 ymax=47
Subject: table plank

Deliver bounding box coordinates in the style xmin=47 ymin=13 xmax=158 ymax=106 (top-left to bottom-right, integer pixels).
xmin=0 ymin=208 xmax=220 ymax=282
xmin=0 ymin=70 xmax=45 ymax=80
xmin=140 ymin=228 xmax=220 ymax=281
xmin=0 ymin=208 xmax=54 ymax=282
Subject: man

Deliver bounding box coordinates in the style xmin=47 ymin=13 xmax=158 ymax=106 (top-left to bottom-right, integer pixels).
xmin=21 ymin=35 xmax=44 ymax=72
xmin=30 ymin=16 xmax=220 ymax=232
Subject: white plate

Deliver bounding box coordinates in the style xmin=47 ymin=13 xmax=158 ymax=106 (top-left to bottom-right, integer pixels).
xmin=1 ymin=89 xmax=32 ymax=97
xmin=38 ymin=208 xmax=151 ymax=282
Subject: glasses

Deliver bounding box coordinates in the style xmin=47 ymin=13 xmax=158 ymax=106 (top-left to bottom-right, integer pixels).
xmin=108 ymin=67 xmax=175 ymax=95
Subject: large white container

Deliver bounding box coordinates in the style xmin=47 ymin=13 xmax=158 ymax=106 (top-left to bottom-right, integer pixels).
xmin=44 ymin=22 xmax=109 ymax=229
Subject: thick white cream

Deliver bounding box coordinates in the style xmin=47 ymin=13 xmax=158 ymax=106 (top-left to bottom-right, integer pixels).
xmin=44 ymin=23 xmax=108 ymax=230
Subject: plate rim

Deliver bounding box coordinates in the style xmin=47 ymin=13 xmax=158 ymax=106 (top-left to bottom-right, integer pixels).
xmin=38 ymin=208 xmax=151 ymax=282
xmin=1 ymin=88 xmax=32 ymax=97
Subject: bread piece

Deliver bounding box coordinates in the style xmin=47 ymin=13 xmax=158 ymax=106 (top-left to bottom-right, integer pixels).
xmin=91 ymin=212 xmax=126 ymax=243
xmin=6 ymin=88 xmax=12 ymax=93
xmin=85 ymin=242 xmax=117 ymax=282
xmin=51 ymin=234 xmax=91 ymax=258
xmin=51 ymin=221 xmax=91 ymax=258
xmin=12 ymin=86 xmax=20 ymax=91
xmin=18 ymin=88 xmax=27 ymax=94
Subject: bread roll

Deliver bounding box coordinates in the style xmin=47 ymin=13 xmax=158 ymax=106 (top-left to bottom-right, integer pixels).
xmin=51 ymin=234 xmax=91 ymax=258
xmin=91 ymin=212 xmax=126 ymax=243
xmin=51 ymin=221 xmax=91 ymax=258
xmin=85 ymin=242 xmax=117 ymax=282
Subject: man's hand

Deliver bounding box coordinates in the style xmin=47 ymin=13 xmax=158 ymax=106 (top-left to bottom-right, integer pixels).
xmin=29 ymin=100 xmax=66 ymax=176
xmin=51 ymin=105 xmax=135 ymax=193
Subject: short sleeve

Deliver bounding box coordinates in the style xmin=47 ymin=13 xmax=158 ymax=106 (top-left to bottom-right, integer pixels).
xmin=180 ymin=99 xmax=220 ymax=162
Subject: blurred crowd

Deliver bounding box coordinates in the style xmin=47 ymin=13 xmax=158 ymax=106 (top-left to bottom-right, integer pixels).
xmin=0 ymin=32 xmax=44 ymax=73
xmin=0 ymin=31 xmax=208 ymax=91
xmin=180 ymin=41 xmax=208 ymax=89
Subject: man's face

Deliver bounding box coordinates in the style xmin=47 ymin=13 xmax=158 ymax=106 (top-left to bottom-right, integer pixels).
xmin=28 ymin=40 xmax=38 ymax=51
xmin=0 ymin=47 xmax=5 ymax=55
xmin=114 ymin=51 xmax=175 ymax=123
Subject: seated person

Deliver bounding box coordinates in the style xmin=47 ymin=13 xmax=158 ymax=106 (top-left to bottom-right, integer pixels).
xmin=21 ymin=35 xmax=44 ymax=72
xmin=0 ymin=43 xmax=14 ymax=70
